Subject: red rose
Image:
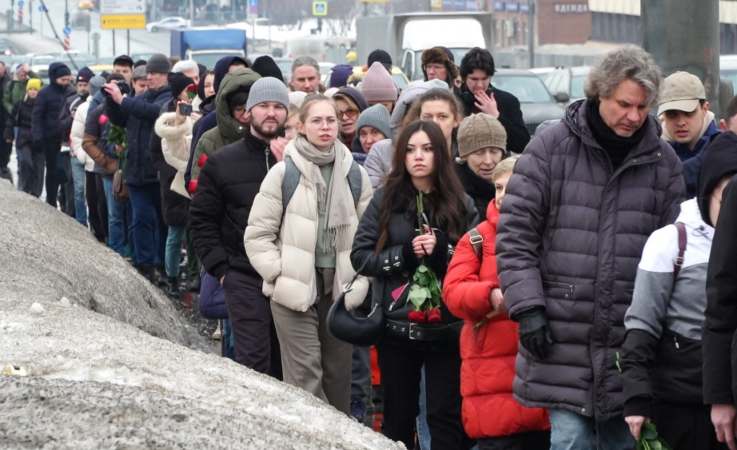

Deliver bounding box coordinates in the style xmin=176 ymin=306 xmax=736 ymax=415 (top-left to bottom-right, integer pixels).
xmin=187 ymin=178 xmax=198 ymax=193
xmin=197 ymin=153 xmax=208 ymax=168
xmin=427 ymin=308 xmax=442 ymax=323
xmin=98 ymin=114 xmax=109 ymax=126
xmin=408 ymin=310 xmax=428 ymax=323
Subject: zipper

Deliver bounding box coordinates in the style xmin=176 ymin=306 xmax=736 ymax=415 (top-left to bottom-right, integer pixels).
xmin=674 ymin=334 xmax=680 ymax=350
xmin=607 ymin=151 xmax=663 ymax=186
xmin=265 ymin=148 xmax=271 ymax=171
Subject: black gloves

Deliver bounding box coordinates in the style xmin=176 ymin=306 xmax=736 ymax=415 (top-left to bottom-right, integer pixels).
xmin=517 ymin=307 xmax=553 ymax=360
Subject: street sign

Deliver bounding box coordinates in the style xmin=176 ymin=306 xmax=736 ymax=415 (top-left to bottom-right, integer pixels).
xmin=312 ymin=0 xmax=327 ymax=16
xmin=100 ymin=14 xmax=145 ymax=29
xmin=100 ymin=0 xmax=145 ymax=14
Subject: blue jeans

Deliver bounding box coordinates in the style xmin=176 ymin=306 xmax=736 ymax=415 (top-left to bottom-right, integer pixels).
xmin=70 ymin=157 xmax=87 ymax=226
xmin=549 ymin=408 xmax=634 ymax=450
xmin=417 ymin=367 xmax=431 ymax=450
xmin=165 ymin=225 xmax=185 ymax=278
xmin=102 ymin=175 xmax=128 ymax=256
xmin=126 ymin=183 xmax=164 ymax=267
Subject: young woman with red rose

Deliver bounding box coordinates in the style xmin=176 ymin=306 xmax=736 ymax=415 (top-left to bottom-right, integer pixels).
xmin=351 ymin=119 xmax=478 ymax=449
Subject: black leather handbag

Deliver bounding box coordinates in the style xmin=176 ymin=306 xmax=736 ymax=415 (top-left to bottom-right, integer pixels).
xmin=327 ymin=263 xmax=384 ymax=346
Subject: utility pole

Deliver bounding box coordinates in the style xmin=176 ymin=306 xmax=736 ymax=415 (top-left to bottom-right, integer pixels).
xmin=64 ymin=0 xmax=68 ymax=28
xmin=642 ymin=0 xmax=720 ymax=115
xmin=527 ymin=0 xmax=535 ymax=68
xmin=189 ymin=0 xmax=194 ymax=24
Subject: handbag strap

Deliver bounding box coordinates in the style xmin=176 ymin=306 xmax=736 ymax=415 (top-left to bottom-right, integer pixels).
xmin=346 ymin=258 xmax=371 ymax=291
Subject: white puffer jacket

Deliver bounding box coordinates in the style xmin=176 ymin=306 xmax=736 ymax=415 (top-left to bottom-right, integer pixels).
xmin=154 ymin=112 xmax=193 ymax=199
xmin=245 ymin=141 xmax=373 ymax=312
xmin=70 ymin=99 xmax=95 ymax=172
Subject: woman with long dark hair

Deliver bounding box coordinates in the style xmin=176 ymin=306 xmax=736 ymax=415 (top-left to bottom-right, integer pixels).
xmin=351 ymin=119 xmax=478 ymax=449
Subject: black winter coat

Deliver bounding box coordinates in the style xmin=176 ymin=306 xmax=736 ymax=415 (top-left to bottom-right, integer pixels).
xmin=189 ymin=132 xmax=276 ymax=280
xmin=703 ymin=174 xmax=737 ymax=405
xmin=31 ymin=81 xmax=73 ymax=141
xmin=456 ymin=84 xmax=530 ymax=154
xmin=455 ymin=162 xmax=495 ymax=217
xmin=496 ymin=99 xmax=685 ymax=419
xmin=7 ymin=98 xmax=35 ymax=148
xmin=150 ymin=101 xmax=189 ymax=227
xmin=107 ymin=86 xmax=172 ymax=186
xmin=351 ymin=188 xmax=478 ymax=329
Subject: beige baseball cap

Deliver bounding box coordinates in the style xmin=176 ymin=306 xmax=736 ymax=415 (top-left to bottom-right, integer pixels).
xmin=658 ymin=71 xmax=706 ymax=115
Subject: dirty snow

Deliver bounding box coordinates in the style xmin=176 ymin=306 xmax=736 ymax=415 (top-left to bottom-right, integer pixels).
xmin=0 ymin=182 xmax=403 ymax=449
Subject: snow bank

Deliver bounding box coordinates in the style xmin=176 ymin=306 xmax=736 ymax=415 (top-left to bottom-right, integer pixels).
xmin=0 ymin=183 xmax=403 ymax=449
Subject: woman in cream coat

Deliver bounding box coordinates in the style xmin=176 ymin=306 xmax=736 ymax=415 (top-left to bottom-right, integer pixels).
xmin=245 ymin=94 xmax=372 ymax=414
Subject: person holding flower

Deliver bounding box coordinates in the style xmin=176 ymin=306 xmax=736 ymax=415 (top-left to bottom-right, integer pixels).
xmin=351 ymin=119 xmax=478 ymax=449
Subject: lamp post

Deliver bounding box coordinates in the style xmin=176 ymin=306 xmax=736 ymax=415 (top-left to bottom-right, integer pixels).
xmin=64 ymin=0 xmax=69 ymax=28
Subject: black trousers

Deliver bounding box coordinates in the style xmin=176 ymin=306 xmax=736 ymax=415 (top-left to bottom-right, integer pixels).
xmin=377 ymin=337 xmax=469 ymax=450
xmin=653 ymin=402 xmax=728 ymax=450
xmin=0 ymin=137 xmax=12 ymax=168
xmin=222 ymin=270 xmax=281 ymax=380
xmin=42 ymin=137 xmax=62 ymax=207
xmin=86 ymin=172 xmax=108 ymax=243
xmin=478 ymin=431 xmax=550 ymax=450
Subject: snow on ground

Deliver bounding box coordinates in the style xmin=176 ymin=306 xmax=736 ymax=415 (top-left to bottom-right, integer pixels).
xmin=0 ymin=181 xmax=403 ymax=449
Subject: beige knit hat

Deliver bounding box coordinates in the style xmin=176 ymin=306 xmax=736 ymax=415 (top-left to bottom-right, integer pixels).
xmin=457 ymin=113 xmax=507 ymax=158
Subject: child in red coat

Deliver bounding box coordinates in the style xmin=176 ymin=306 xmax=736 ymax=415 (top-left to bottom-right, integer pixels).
xmin=444 ymin=155 xmax=550 ymax=450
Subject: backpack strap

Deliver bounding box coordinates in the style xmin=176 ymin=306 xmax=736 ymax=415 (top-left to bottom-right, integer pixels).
xmin=346 ymin=160 xmax=362 ymax=207
xmin=282 ymin=156 xmax=364 ymax=214
xmin=673 ymin=222 xmax=687 ymax=278
xmin=281 ymin=155 xmax=301 ymax=215
xmin=468 ymin=227 xmax=484 ymax=262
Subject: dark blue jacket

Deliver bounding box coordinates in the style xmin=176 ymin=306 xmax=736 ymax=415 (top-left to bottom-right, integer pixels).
xmin=108 ymin=86 xmax=172 ymax=186
xmin=31 ymin=80 xmax=72 ymax=141
xmin=669 ymin=120 xmax=720 ymax=198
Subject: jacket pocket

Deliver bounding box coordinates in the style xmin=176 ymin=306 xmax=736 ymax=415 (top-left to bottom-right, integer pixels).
xmin=653 ymin=329 xmax=703 ymax=404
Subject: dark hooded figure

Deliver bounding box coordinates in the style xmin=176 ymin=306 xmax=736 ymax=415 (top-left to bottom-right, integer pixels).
xmin=185 ymin=56 xmax=248 ymax=185
xmin=31 ymin=61 xmax=75 ymax=207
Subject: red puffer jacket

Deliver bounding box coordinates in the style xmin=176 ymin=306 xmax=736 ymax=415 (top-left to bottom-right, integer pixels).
xmin=443 ymin=201 xmax=549 ymax=439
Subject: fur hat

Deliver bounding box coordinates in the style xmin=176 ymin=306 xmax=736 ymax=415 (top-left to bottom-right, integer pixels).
xmin=421 ymin=47 xmax=459 ymax=83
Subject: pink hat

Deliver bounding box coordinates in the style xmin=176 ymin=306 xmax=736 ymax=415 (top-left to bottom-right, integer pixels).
xmin=361 ymin=62 xmax=398 ymax=103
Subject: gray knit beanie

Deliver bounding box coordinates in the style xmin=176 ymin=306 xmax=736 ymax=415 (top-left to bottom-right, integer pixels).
xmin=246 ymin=77 xmax=290 ymax=111
xmin=146 ymin=53 xmax=171 ymax=74
xmin=355 ymin=104 xmax=391 ymax=140
xmin=132 ymin=65 xmax=147 ymax=80
xmin=88 ymin=75 xmax=106 ymax=97
xmin=457 ymin=113 xmax=507 ymax=158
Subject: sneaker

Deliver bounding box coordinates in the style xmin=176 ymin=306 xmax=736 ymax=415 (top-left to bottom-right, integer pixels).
xmin=350 ymin=399 xmax=366 ymax=423
xmin=211 ymin=322 xmax=222 ymax=340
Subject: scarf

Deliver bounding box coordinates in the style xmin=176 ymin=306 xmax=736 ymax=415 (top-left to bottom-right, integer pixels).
xmin=293 ymin=134 xmax=355 ymax=254
xmin=586 ymin=98 xmax=647 ymax=170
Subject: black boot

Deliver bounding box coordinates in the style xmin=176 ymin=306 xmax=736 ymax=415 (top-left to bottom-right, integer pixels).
xmin=136 ymin=264 xmax=156 ymax=284
xmin=166 ymin=276 xmax=179 ymax=298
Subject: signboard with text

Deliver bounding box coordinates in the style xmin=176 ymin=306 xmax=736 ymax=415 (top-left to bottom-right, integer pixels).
xmin=312 ymin=1 xmax=327 ymax=16
xmin=100 ymin=0 xmax=146 ymax=30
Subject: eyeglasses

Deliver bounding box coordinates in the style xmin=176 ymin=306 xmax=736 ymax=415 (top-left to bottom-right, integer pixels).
xmin=337 ymin=108 xmax=359 ymax=119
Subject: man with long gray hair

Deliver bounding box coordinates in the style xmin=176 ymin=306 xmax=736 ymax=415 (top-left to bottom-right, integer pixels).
xmin=496 ymin=45 xmax=685 ymax=449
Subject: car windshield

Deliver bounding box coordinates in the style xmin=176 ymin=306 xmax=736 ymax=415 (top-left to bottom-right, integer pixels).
xmin=493 ymin=74 xmax=552 ymax=103
xmin=721 ymin=70 xmax=737 ymax=94
xmin=571 ymin=74 xmax=586 ymax=99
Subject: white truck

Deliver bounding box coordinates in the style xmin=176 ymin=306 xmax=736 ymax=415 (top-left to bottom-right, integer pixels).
xmin=356 ymin=12 xmax=493 ymax=81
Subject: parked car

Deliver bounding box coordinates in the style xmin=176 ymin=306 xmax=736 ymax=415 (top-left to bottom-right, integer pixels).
xmin=492 ymin=68 xmax=568 ymax=135
xmin=146 ymin=17 xmax=191 ymax=33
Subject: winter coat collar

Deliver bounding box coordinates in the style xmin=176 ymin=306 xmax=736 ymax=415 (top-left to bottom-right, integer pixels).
xmin=564 ymin=99 xmax=665 ymax=164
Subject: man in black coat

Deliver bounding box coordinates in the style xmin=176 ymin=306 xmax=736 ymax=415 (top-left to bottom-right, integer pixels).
xmin=0 ymin=61 xmax=12 ymax=182
xmin=104 ymin=54 xmax=172 ymax=281
xmin=31 ymin=62 xmax=74 ymax=207
xmin=189 ymin=76 xmax=289 ymax=377
xmin=455 ymin=47 xmax=530 ymax=154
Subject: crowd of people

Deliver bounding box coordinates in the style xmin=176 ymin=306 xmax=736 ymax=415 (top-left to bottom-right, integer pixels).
xmin=2 ymin=42 xmax=737 ymax=450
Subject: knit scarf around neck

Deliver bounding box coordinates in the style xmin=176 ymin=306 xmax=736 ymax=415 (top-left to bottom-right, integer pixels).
xmin=586 ymin=98 xmax=647 ymax=169
xmin=293 ymin=134 xmax=355 ymax=254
